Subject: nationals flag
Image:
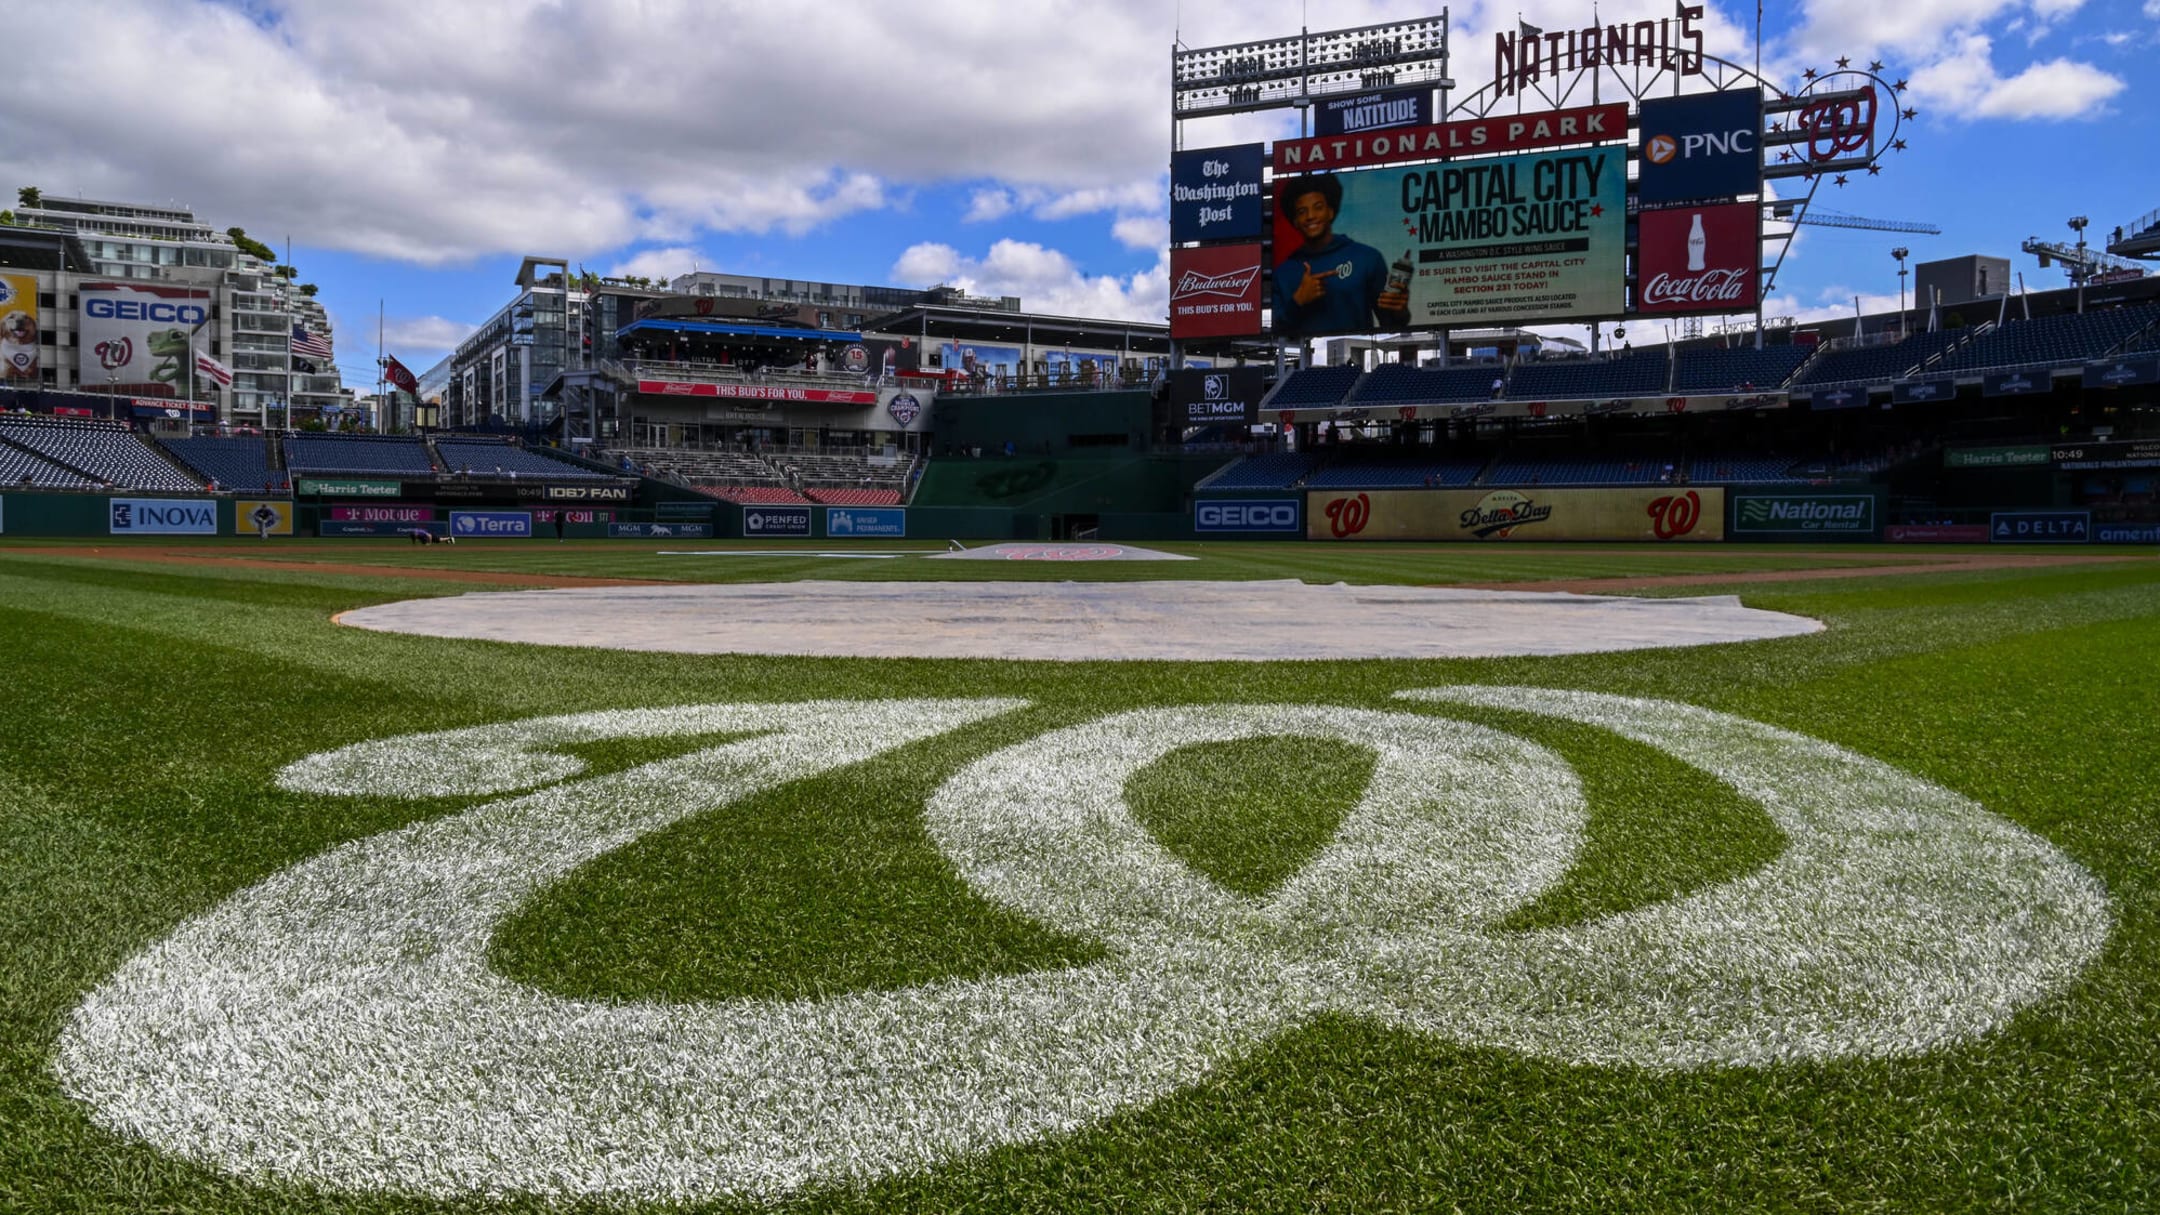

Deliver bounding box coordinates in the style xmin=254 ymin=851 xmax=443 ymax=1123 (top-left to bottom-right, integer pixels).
xmin=383 ymin=354 xmax=419 ymax=396
xmin=193 ymin=350 xmax=234 ymax=388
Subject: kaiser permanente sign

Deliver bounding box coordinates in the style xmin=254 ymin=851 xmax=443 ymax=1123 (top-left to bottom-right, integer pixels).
xmin=1273 ymin=103 xmax=1626 ymax=172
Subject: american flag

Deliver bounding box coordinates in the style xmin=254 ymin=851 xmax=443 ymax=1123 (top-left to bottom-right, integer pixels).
xmin=291 ymin=323 xmax=333 ymax=360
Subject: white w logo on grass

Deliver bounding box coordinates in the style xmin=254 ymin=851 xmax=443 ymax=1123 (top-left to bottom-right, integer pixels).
xmin=55 ymin=693 xmax=2109 ymax=1204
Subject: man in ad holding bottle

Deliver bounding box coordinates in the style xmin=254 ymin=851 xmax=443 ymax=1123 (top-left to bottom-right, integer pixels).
xmin=1273 ymin=175 xmax=1411 ymax=337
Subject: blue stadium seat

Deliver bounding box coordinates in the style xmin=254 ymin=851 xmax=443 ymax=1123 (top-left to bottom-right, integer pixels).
xmin=283 ymin=434 xmax=436 ymax=476
xmin=1672 ymin=346 xmax=1812 ymax=392
xmin=1508 ymin=351 xmax=1670 ymax=400
xmin=1266 ymin=366 xmax=1362 ymax=407
xmin=0 ymin=415 xmax=200 ymax=491
xmin=1200 ymin=452 xmax=1320 ymax=490
xmin=1347 ymin=364 xmax=1501 ymax=404
xmin=165 ymin=437 xmax=286 ymax=493
xmin=435 ymin=440 xmax=610 ymax=479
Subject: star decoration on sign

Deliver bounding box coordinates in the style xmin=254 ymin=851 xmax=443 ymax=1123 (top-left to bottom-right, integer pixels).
xmin=1870 ymin=60 xmax=1885 ymax=72
xmin=1894 ymin=79 xmax=1909 ymax=92
xmin=1803 ymin=67 xmax=1818 ymax=79
xmin=1835 ymin=174 xmax=1850 ymax=187
xmin=1770 ymin=120 xmax=1784 ymax=132
xmin=1778 ymin=150 xmax=1795 ymax=162
xmin=1867 ymin=164 xmax=1883 ymax=176
xmin=1836 ymin=56 xmax=1851 ymax=68
xmin=1590 ymin=203 xmax=1604 ymax=218
xmin=1903 ymin=107 xmax=1918 ymax=120
xmin=1892 ymin=139 xmax=1909 ymax=151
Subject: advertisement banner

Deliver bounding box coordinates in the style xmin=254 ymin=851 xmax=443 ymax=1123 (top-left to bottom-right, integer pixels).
xmin=1306 ymin=487 xmax=1724 ymax=542
xmin=1170 ymin=367 xmax=1266 ymax=426
xmin=1891 ymin=378 xmax=1957 ymax=404
xmin=1944 ymin=445 xmax=2050 ymax=469
xmin=296 ymin=477 xmax=404 ymax=497
xmin=542 ymin=484 xmax=632 ymax=502
xmin=2052 ymin=439 xmax=2160 ymax=470
xmin=130 ymin=398 xmax=214 ymax=420
xmin=1886 ymin=524 xmax=1989 ymax=543
xmin=608 ymin=522 xmax=714 ymax=539
xmin=328 ymin=505 xmax=433 ymax=523
xmin=1636 ymin=88 xmax=1763 ymax=206
xmin=2098 ymin=523 xmax=2160 ymax=544
xmin=2082 ymin=358 xmax=2160 ymax=389
xmin=836 ymin=338 xmax=921 ymax=379
xmin=1808 ymin=387 xmax=1868 ymax=410
xmin=1635 ymin=202 xmax=1759 ymax=315
xmin=1195 ymin=499 xmax=1301 ymax=533
xmin=532 ymin=509 xmax=614 ymax=524
xmin=0 ymin=272 xmax=40 ymax=382
xmin=935 ymin=342 xmax=1024 ymax=383
xmin=76 ymin=282 xmax=211 ymax=397
xmin=1732 ymin=493 xmax=1876 ymax=536
xmin=635 ymin=380 xmax=879 ymax=405
xmin=1991 ymin=511 xmax=2090 ymax=543
xmin=320 ymin=520 xmax=444 ymax=538
xmin=449 ymin=510 xmax=533 ymax=538
xmin=235 ymin=500 xmax=294 ymax=536
xmin=742 ymin=506 xmax=812 ymax=537
xmin=1273 ymin=103 xmax=1626 ymax=173
xmin=886 ymin=391 xmax=925 ymax=428
xmin=1273 ymin=148 xmax=1626 ymax=337
xmin=109 ymin=497 xmax=216 ymax=535
xmin=1170 ymin=144 xmax=1266 ymax=244
xmin=1313 ymin=87 xmax=1432 ymax=137
xmin=826 ymin=507 xmax=905 ymax=538
xmin=1982 ymin=370 xmax=2051 ymax=397
xmin=1168 ymin=245 xmax=1266 ymax=339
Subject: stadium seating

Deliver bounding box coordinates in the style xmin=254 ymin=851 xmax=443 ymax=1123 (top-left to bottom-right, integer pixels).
xmin=284 ymin=433 xmax=436 ymax=475
xmin=701 ymin=485 xmax=813 ymax=504
xmin=1304 ymin=456 xmax=1485 ymax=488
xmin=1508 ymin=351 xmax=1670 ymax=400
xmin=1930 ymin=305 xmax=2160 ymax=374
xmin=1266 ymin=366 xmax=1362 ymax=407
xmin=1347 ymin=364 xmax=1502 ymax=405
xmin=805 ymin=488 xmax=904 ymax=505
xmin=1672 ymin=345 xmax=1813 ymax=393
xmin=1790 ymin=331 xmax=1960 ymax=387
xmin=1687 ymin=454 xmax=1808 ymax=483
xmin=0 ymin=441 xmax=96 ymax=489
xmin=164 ymin=437 xmax=286 ymax=493
xmin=0 ymin=415 xmax=200 ymax=491
xmin=1198 ymin=451 xmax=1321 ymax=490
xmin=435 ymin=439 xmax=611 ymax=479
xmin=1483 ymin=452 xmax=1674 ymax=486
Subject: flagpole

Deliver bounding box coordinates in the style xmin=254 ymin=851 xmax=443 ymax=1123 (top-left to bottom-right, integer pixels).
xmin=284 ymin=234 xmax=294 ymax=433
xmin=377 ymin=298 xmax=385 ymax=432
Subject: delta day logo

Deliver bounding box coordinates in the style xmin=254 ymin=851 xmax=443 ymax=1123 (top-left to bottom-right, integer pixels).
xmin=1459 ymin=489 xmax=1553 ymax=539
xmin=55 ymin=693 xmax=2110 ymax=1204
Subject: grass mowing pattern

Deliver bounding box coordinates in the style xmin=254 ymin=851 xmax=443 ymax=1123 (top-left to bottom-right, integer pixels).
xmin=1 ymin=539 xmax=2155 ymax=1211
xmin=1124 ymin=737 xmax=1373 ymax=899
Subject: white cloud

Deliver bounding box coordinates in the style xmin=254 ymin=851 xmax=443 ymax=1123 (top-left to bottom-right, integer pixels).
xmin=605 ymin=246 xmax=705 ymax=282
xmin=382 ymin=316 xmax=477 ymax=357
xmin=2147 ymin=0 xmax=2160 ymax=17
xmin=963 ymin=189 xmax=1016 ymax=223
xmin=1907 ymin=34 xmax=2124 ymax=118
xmin=892 ymin=239 xmax=1167 ymax=322
xmin=1111 ymin=215 xmax=1169 ymax=250
xmin=1786 ymin=287 xmax=1912 ymax=328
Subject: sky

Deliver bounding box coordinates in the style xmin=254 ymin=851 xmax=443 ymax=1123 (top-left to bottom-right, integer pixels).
xmin=5 ymin=0 xmax=2156 ymax=390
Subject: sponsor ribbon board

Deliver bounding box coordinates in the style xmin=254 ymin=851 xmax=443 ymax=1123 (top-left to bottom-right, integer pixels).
xmin=108 ymin=497 xmax=216 ymax=536
xmin=1194 ymin=498 xmax=1301 ymax=533
xmin=449 ymin=510 xmax=533 ymax=538
xmin=1307 ymin=487 xmax=1724 ymax=542
xmin=1273 ymin=103 xmax=1626 ymax=173
xmin=607 ymin=523 xmax=714 ymax=539
xmin=1886 ymin=524 xmax=1990 ymax=543
xmin=296 ymin=478 xmax=404 ymax=498
xmin=1990 ymin=511 xmax=2090 ymax=543
xmin=825 ymin=507 xmax=905 ymax=538
xmin=1944 ymin=445 xmax=2050 ymax=469
xmin=2097 ymin=524 xmax=2160 ymax=544
xmin=742 ymin=506 xmax=812 ymax=538
xmin=635 ymin=380 xmax=879 ymax=405
xmin=1733 ymin=493 xmax=1876 ymax=536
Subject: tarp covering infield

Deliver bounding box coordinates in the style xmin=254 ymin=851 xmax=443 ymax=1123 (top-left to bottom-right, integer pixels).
xmin=332 ymin=580 xmax=1819 ymax=660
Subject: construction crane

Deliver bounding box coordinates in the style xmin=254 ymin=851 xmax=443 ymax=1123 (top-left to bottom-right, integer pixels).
xmin=1765 ymin=201 xmax=1941 ymax=235
xmin=2021 ymin=236 xmax=2143 ymax=281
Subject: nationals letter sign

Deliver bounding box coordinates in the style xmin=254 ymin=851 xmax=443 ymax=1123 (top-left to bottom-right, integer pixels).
xmin=1168 ymin=244 xmax=1265 ymax=339
xmin=1635 ymin=203 xmax=1760 ymax=315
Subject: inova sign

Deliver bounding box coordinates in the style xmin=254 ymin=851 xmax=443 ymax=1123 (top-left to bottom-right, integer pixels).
xmin=109 ymin=498 xmax=216 ymax=535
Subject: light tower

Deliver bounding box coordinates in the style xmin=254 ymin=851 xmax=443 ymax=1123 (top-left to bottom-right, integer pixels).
xmin=2068 ymin=216 xmax=2089 ymax=314
xmin=1891 ymin=247 xmax=1910 ymax=337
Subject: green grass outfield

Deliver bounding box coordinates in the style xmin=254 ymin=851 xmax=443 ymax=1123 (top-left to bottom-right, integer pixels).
xmin=1 ymin=540 xmax=2156 ymax=1212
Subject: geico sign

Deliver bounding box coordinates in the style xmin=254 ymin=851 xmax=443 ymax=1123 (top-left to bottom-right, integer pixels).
xmin=1644 ymin=127 xmax=1755 ymax=164
xmin=84 ymin=298 xmax=210 ymax=325
xmin=1196 ymin=501 xmax=1298 ymax=530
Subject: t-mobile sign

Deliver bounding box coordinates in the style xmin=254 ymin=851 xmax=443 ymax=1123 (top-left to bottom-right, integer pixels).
xmin=1636 ymin=202 xmax=1760 ymax=315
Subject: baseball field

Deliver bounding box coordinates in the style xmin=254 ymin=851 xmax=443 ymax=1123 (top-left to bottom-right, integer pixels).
xmin=2 ymin=538 xmax=2154 ymax=1212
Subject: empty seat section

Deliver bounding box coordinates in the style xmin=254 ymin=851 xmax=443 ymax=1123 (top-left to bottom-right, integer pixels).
xmin=0 ymin=442 xmax=95 ymax=488
xmin=1932 ymin=306 xmax=2160 ymax=373
xmin=1508 ymin=352 xmax=1670 ymax=400
xmin=1267 ymin=366 xmax=1361 ymax=407
xmin=1304 ymin=457 xmax=1485 ymax=488
xmin=165 ymin=437 xmax=284 ymax=492
xmin=1347 ymin=364 xmax=1503 ymax=404
xmin=1672 ymin=346 xmax=1812 ymax=392
xmin=1791 ymin=331 xmax=1958 ymax=386
xmin=284 ymin=434 xmax=436 ymax=475
xmin=0 ymin=415 xmax=200 ymax=491
xmin=805 ymin=488 xmax=903 ymax=505
xmin=1688 ymin=454 xmax=1806 ymax=483
xmin=1200 ymin=452 xmax=1320 ymax=490
xmin=1485 ymin=451 xmax=1672 ymax=485
xmin=435 ymin=440 xmax=608 ymax=479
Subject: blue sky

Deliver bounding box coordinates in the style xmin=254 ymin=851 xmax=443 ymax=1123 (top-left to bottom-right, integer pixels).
xmin=5 ymin=0 xmax=2156 ymax=391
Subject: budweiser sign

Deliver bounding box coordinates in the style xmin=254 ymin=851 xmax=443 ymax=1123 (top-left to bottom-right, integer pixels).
xmin=1635 ymin=203 xmax=1759 ymax=315
xmin=1169 ymin=244 xmax=1265 ymax=339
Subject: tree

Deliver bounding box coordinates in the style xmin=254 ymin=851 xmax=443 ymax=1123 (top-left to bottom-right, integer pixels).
xmin=16 ymin=186 xmax=39 ymax=208
xmin=299 ymin=283 xmax=319 ymax=297
xmin=0 ymin=210 xmax=14 ymax=227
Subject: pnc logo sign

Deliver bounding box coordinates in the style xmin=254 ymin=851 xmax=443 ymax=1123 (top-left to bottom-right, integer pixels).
xmin=1644 ymin=128 xmax=1755 ymax=165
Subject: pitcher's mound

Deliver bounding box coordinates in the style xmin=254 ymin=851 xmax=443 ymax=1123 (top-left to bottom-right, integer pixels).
xmin=335 ymin=579 xmax=1821 ymax=661
xmin=932 ymin=543 xmax=1193 ymax=562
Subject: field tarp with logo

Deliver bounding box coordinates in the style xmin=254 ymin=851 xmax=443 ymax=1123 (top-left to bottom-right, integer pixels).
xmin=1307 ymin=487 xmax=1725 ymax=542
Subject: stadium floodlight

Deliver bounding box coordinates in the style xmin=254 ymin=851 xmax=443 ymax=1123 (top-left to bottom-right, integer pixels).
xmin=1891 ymin=247 xmax=1910 ymax=336
xmin=2068 ymin=217 xmax=2090 ymax=314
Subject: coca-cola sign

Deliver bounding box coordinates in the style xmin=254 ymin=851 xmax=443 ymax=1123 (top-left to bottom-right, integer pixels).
xmin=1169 ymin=244 xmax=1265 ymax=339
xmin=1635 ymin=203 xmax=1759 ymax=315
